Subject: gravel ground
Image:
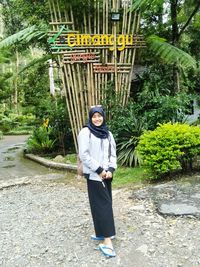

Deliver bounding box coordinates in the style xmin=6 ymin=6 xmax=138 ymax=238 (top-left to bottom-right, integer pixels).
xmin=0 ymin=174 xmax=200 ymax=267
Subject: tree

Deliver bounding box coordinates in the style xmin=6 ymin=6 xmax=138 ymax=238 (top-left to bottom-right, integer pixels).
xmin=131 ymin=0 xmax=199 ymax=93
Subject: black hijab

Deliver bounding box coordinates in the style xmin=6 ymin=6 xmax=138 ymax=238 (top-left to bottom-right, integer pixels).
xmin=85 ymin=106 xmax=109 ymax=139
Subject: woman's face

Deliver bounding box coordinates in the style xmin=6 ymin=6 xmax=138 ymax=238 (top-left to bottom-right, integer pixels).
xmin=91 ymin=112 xmax=103 ymax=127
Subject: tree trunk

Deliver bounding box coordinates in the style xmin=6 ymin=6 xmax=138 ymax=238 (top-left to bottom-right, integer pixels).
xmin=13 ymin=49 xmax=19 ymax=114
xmin=170 ymin=0 xmax=180 ymax=94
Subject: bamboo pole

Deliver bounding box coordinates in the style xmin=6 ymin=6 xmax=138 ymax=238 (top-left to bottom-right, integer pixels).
xmin=63 ymin=64 xmax=78 ymax=150
xmin=101 ymin=0 xmax=105 ymax=100
xmin=122 ymin=12 xmax=138 ymax=105
xmin=52 ymin=1 xmax=58 ymax=27
xmin=121 ymin=9 xmax=136 ymax=105
xmin=94 ymin=0 xmax=97 ymax=35
xmin=104 ymin=0 xmax=109 ymax=100
xmin=120 ymin=3 xmax=132 ymax=105
xmin=77 ymin=64 xmax=85 ymax=124
xmin=48 ymin=1 xmax=55 ymax=31
xmin=118 ymin=2 xmax=128 ymax=99
xmin=67 ymin=64 xmax=81 ymax=133
xmin=94 ymin=72 xmax=98 ymax=103
xmin=56 ymin=0 xmax=62 ymax=22
xmin=97 ymin=1 xmax=100 ymax=34
xmin=97 ymin=72 xmax=101 ymax=102
xmin=94 ymin=9 xmax=100 ymax=105
xmin=125 ymin=12 xmax=141 ymax=104
xmin=63 ymin=3 xmax=69 ymax=23
xmin=70 ymin=6 xmax=75 ymax=31
xmin=72 ymin=64 xmax=83 ymax=131
xmin=49 ymin=22 xmax=73 ymax=25
xmin=82 ymin=65 xmax=89 ymax=115
xmin=113 ymin=26 xmax=118 ymax=93
xmin=88 ymin=2 xmax=95 ymax=105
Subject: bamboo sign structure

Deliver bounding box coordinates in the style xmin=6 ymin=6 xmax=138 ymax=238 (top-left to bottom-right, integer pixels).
xmin=47 ymin=0 xmax=145 ymax=150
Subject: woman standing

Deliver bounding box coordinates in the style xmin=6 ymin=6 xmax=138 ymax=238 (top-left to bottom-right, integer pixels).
xmin=78 ymin=106 xmax=117 ymax=258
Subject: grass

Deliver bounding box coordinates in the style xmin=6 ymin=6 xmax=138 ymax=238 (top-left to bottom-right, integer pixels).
xmin=64 ymin=154 xmax=77 ymax=164
xmin=5 ymin=126 xmax=34 ymax=135
xmin=44 ymin=153 xmax=151 ymax=188
xmin=64 ymin=153 xmax=150 ymax=188
xmin=113 ymin=166 xmax=150 ymax=188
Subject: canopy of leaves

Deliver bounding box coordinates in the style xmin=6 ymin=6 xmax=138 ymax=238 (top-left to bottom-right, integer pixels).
xmin=147 ymin=35 xmax=197 ymax=69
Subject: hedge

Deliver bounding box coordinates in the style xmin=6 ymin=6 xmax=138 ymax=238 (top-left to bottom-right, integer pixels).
xmin=137 ymin=123 xmax=200 ymax=178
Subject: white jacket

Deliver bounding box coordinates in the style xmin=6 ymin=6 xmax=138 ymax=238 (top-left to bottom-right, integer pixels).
xmin=78 ymin=127 xmax=117 ymax=182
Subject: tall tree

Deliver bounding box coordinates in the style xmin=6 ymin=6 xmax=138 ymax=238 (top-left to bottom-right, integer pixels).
xmin=131 ymin=0 xmax=199 ymax=94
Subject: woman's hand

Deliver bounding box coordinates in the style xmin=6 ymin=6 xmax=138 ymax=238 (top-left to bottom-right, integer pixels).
xmin=105 ymin=171 xmax=112 ymax=179
xmin=99 ymin=170 xmax=107 ymax=179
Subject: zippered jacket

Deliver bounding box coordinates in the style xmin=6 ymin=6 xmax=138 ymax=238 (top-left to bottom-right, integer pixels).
xmin=78 ymin=127 xmax=117 ymax=182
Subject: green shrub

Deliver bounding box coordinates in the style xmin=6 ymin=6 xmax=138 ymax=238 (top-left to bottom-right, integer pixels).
xmin=0 ymin=113 xmax=36 ymax=133
xmin=137 ymin=123 xmax=200 ymax=179
xmin=117 ymin=116 xmax=145 ymax=167
xmin=26 ymin=126 xmax=57 ymax=154
xmin=0 ymin=116 xmax=14 ymax=133
xmin=0 ymin=130 xmax=3 ymax=139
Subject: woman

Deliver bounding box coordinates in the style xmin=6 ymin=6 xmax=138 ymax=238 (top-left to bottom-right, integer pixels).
xmin=78 ymin=106 xmax=117 ymax=258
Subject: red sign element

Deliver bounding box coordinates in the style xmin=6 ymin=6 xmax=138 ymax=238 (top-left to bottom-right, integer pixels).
xmin=70 ymin=53 xmax=97 ymax=63
xmin=93 ymin=65 xmax=115 ymax=73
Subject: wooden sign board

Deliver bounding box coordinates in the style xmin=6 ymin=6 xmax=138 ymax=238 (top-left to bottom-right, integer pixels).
xmin=63 ymin=52 xmax=100 ymax=64
xmin=49 ymin=32 xmax=145 ymax=52
xmin=93 ymin=63 xmax=131 ymax=73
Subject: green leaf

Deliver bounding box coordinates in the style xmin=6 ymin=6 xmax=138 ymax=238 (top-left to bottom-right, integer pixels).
xmin=0 ymin=25 xmax=48 ymax=48
xmin=17 ymin=55 xmax=52 ymax=75
xmin=147 ymin=35 xmax=197 ymax=69
xmin=130 ymin=0 xmax=164 ymax=11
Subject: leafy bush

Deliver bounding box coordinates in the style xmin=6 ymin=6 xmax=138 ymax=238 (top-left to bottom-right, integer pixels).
xmin=34 ymin=98 xmax=74 ymax=154
xmin=0 ymin=116 xmax=14 ymax=133
xmin=26 ymin=126 xmax=57 ymax=154
xmin=117 ymin=116 xmax=145 ymax=167
xmin=0 ymin=113 xmax=36 ymax=133
xmin=0 ymin=130 xmax=3 ymax=139
xmin=137 ymin=123 xmax=200 ymax=179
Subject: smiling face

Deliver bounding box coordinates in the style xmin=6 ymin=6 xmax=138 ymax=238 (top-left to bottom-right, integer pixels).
xmin=91 ymin=112 xmax=104 ymax=127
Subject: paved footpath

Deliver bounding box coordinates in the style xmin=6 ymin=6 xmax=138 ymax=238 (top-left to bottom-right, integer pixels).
xmin=0 ymin=136 xmax=200 ymax=267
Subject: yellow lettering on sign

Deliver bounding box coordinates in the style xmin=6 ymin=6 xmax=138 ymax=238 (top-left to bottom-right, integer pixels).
xmin=118 ymin=35 xmax=125 ymax=51
xmin=66 ymin=33 xmax=136 ymax=50
xmin=77 ymin=34 xmax=81 ymax=45
xmin=92 ymin=35 xmax=101 ymax=46
xmin=126 ymin=35 xmax=133 ymax=46
xmin=109 ymin=35 xmax=114 ymax=51
xmin=101 ymin=34 xmax=109 ymax=45
xmin=68 ymin=34 xmax=76 ymax=47
xmin=79 ymin=34 xmax=90 ymax=45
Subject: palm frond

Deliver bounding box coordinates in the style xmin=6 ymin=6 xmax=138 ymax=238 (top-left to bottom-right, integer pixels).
xmin=3 ymin=55 xmax=52 ymax=81
xmin=130 ymin=0 xmax=164 ymax=11
xmin=0 ymin=26 xmax=36 ymax=48
xmin=0 ymin=53 xmax=10 ymax=63
xmin=18 ymin=55 xmax=52 ymax=74
xmin=0 ymin=25 xmax=48 ymax=48
xmin=147 ymin=35 xmax=197 ymax=69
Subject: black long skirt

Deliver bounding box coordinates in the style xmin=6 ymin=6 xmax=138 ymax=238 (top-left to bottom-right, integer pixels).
xmin=87 ymin=179 xmax=116 ymax=238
